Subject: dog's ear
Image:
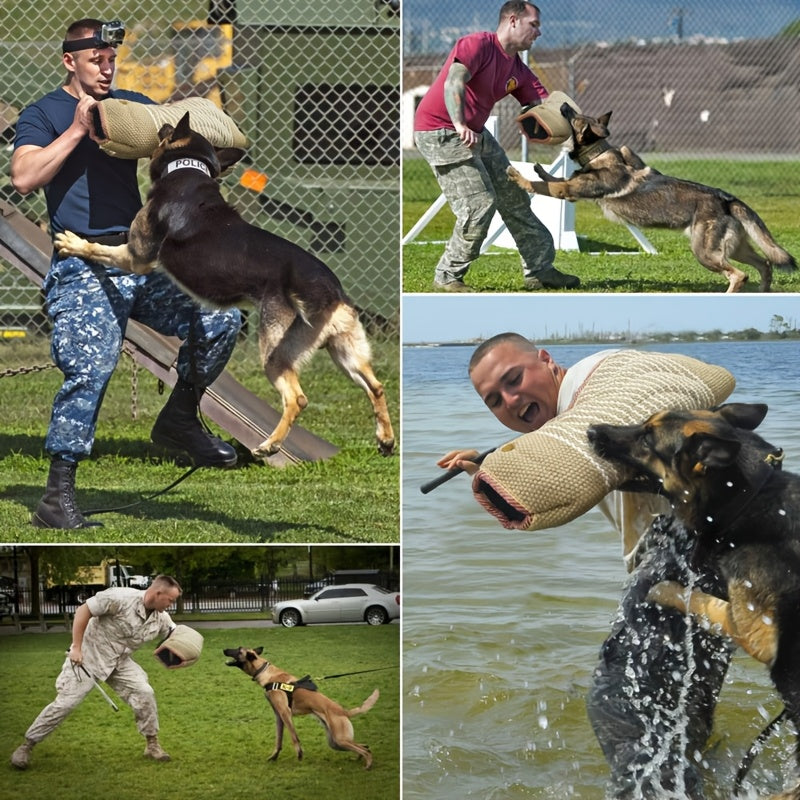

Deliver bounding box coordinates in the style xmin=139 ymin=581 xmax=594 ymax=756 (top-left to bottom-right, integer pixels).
xmin=216 ymin=147 xmax=247 ymax=172
xmin=157 ymin=123 xmax=175 ymax=141
xmin=688 ymin=432 xmax=741 ymax=471
xmin=714 ymin=403 xmax=768 ymax=432
xmin=590 ymin=112 xmax=611 ymax=138
xmin=173 ymin=112 xmax=192 ymax=140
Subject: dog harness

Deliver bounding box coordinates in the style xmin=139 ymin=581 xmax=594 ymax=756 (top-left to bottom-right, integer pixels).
xmin=252 ymin=661 xmax=318 ymax=707
xmin=263 ymin=675 xmax=318 ymax=707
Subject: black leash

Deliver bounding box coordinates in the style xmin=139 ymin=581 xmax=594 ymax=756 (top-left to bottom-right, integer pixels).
xmin=83 ymin=465 xmax=200 ymax=518
xmin=733 ymin=708 xmax=787 ymax=795
xmin=320 ymin=665 xmax=398 ymax=681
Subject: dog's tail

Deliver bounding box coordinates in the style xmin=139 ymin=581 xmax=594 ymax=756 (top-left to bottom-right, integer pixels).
xmin=732 ymin=200 xmax=797 ymax=273
xmin=347 ymin=688 xmax=379 ymax=717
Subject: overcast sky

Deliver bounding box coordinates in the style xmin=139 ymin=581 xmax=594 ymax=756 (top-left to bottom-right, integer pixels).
xmin=402 ymin=294 xmax=800 ymax=343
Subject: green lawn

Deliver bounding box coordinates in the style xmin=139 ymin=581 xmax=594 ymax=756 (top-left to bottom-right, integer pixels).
xmin=0 ymin=337 xmax=399 ymax=541
xmin=402 ymin=156 xmax=800 ymax=294
xmin=1 ymin=624 xmax=399 ymax=799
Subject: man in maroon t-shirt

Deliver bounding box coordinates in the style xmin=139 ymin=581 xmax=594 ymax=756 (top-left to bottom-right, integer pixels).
xmin=413 ymin=1 xmax=580 ymax=292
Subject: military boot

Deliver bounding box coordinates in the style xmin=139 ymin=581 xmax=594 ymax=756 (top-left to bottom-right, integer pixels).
xmin=143 ymin=735 xmax=170 ymax=762
xmin=11 ymin=739 xmax=35 ymax=769
xmin=31 ymin=459 xmax=101 ymax=529
xmin=150 ymin=379 xmax=237 ymax=468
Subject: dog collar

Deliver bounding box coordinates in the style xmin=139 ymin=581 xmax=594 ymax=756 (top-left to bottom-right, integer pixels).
xmin=164 ymin=158 xmax=212 ymax=178
xmin=251 ymin=661 xmax=270 ymax=681
xmin=574 ymin=139 xmax=611 ymax=168
xmin=694 ymin=449 xmax=783 ymax=535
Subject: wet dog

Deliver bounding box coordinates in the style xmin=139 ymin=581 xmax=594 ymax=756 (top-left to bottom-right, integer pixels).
xmin=55 ymin=112 xmax=395 ymax=459
xmin=223 ymin=646 xmax=378 ymax=768
xmin=507 ymin=104 xmax=796 ymax=293
xmin=587 ymin=404 xmax=800 ymax=798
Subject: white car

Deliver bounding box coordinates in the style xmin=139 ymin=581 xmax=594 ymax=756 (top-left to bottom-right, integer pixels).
xmin=272 ymin=583 xmax=400 ymax=627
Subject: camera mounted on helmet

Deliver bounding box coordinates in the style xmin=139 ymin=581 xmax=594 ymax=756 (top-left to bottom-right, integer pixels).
xmin=62 ymin=20 xmax=126 ymax=53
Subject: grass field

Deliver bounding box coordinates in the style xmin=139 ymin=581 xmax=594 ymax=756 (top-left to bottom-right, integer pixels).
xmin=0 ymin=623 xmax=399 ymax=799
xmin=0 ymin=336 xmax=399 ymax=542
xmin=402 ymin=156 xmax=800 ymax=294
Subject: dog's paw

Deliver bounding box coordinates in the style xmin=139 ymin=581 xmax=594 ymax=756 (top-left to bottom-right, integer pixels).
xmin=53 ymin=230 xmax=89 ymax=257
xmin=506 ymin=165 xmax=530 ymax=190
xmin=646 ymin=580 xmax=688 ymax=610
xmin=378 ymin=437 xmax=396 ymax=457
xmin=252 ymin=438 xmax=281 ymax=459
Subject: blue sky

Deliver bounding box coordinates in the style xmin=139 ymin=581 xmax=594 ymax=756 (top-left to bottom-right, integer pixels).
xmin=404 ymin=0 xmax=799 ymax=50
xmin=402 ymin=294 xmax=800 ymax=343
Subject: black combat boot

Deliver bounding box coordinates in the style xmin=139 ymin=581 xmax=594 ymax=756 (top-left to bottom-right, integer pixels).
xmin=150 ymin=379 xmax=237 ymax=468
xmin=31 ymin=459 xmax=102 ymax=529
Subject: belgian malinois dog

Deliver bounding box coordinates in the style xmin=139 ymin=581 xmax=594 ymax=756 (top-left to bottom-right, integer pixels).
xmin=223 ymin=646 xmax=379 ymax=768
xmin=55 ymin=113 xmax=395 ymax=459
xmin=507 ymin=104 xmax=796 ymax=293
xmin=587 ymin=404 xmax=800 ymax=799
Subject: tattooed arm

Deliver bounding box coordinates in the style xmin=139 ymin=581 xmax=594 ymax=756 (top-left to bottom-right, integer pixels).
xmin=443 ymin=61 xmax=479 ymax=147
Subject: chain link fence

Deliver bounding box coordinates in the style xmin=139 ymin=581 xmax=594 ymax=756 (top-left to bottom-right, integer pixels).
xmin=403 ymin=1 xmax=800 ymax=226
xmin=1 ymin=0 xmax=400 ymax=372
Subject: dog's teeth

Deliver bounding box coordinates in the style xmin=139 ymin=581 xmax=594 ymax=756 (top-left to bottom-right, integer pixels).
xmin=778 ymin=509 xmax=787 ymax=516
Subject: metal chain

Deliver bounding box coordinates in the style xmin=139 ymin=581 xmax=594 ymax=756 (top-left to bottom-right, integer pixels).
xmin=128 ymin=355 xmax=139 ymax=421
xmin=0 ymin=362 xmax=57 ymax=378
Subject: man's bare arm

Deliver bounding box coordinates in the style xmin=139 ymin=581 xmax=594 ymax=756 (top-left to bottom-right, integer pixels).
xmin=443 ymin=61 xmax=480 ymax=148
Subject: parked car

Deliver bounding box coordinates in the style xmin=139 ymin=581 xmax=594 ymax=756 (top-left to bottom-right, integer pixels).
xmin=272 ymin=584 xmax=400 ymax=628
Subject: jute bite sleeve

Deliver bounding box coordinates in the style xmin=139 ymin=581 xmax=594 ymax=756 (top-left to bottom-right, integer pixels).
xmin=154 ymin=624 xmax=204 ymax=668
xmin=92 ymin=96 xmax=248 ymax=159
xmin=471 ymin=350 xmax=735 ymax=531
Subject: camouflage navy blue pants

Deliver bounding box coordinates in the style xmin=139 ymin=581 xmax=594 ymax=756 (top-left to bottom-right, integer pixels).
xmin=414 ymin=127 xmax=555 ymax=284
xmin=586 ymin=516 xmax=733 ymax=799
xmin=42 ymin=254 xmax=241 ymax=462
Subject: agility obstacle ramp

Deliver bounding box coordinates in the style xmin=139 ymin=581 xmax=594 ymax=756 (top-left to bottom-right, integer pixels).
xmin=0 ymin=199 xmax=339 ymax=466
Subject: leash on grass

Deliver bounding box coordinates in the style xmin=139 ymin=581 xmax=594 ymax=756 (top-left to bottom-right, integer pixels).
xmin=83 ymin=465 xmax=201 ymax=518
xmin=732 ymin=708 xmax=786 ymax=796
xmin=419 ymin=447 xmax=496 ymax=494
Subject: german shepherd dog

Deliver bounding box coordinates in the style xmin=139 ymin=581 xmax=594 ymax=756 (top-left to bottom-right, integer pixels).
xmin=55 ymin=113 xmax=395 ymax=459
xmin=587 ymin=404 xmax=800 ymax=799
xmin=223 ymin=646 xmax=378 ymax=768
xmin=507 ymin=104 xmax=796 ymax=293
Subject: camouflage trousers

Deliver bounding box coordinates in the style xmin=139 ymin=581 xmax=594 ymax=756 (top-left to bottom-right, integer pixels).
xmin=414 ymin=127 xmax=555 ymax=283
xmin=42 ymin=254 xmax=241 ymax=461
xmin=26 ymin=655 xmax=160 ymax=741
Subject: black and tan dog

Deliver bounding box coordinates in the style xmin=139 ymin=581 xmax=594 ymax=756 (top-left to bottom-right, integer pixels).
xmin=507 ymin=104 xmax=796 ymax=293
xmin=55 ymin=112 xmax=395 ymax=459
xmin=587 ymin=404 xmax=800 ymax=799
xmin=223 ymin=646 xmax=378 ymax=768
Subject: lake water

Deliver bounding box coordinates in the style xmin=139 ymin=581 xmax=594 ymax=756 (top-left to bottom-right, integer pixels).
xmin=402 ymin=340 xmax=800 ymax=799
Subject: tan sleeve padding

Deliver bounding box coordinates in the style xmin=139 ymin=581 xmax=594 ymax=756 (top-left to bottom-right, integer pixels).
xmin=471 ymin=350 xmax=735 ymax=531
xmin=94 ymin=96 xmax=248 ymax=159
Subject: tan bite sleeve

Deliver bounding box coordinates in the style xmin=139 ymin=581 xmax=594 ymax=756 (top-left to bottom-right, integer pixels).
xmin=472 ymin=351 xmax=735 ymax=530
xmin=93 ymin=96 xmax=248 ymax=159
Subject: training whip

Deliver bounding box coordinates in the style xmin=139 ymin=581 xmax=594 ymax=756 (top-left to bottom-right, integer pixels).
xmin=77 ymin=663 xmax=119 ymax=712
xmin=419 ymin=447 xmax=495 ymax=494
